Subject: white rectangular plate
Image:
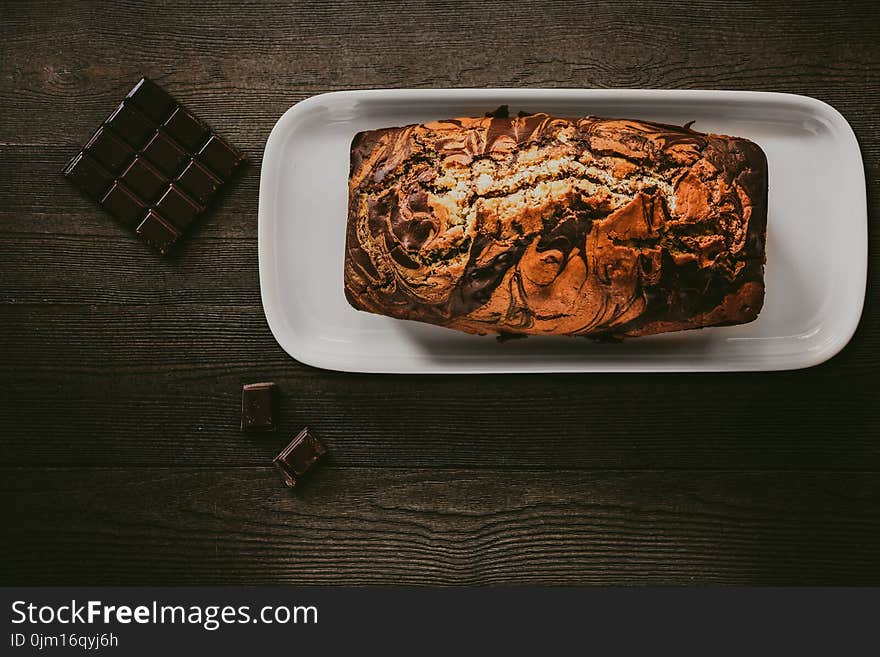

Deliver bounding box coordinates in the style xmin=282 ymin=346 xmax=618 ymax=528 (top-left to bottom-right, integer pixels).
xmin=258 ymin=89 xmax=866 ymax=373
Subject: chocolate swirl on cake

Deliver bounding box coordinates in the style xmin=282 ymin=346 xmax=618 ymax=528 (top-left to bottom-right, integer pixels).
xmin=344 ymin=113 xmax=767 ymax=338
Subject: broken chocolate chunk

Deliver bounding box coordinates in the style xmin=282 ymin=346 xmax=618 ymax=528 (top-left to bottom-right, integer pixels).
xmin=241 ymin=382 xmax=277 ymax=432
xmin=273 ymin=428 xmax=327 ymax=488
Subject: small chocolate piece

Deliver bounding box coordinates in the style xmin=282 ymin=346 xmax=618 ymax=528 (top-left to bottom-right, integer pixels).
xmin=120 ymin=156 xmax=166 ymax=203
xmin=101 ymin=182 xmax=146 ymax=227
xmin=198 ymin=134 xmax=242 ymax=178
xmin=126 ymin=77 xmax=175 ymax=123
xmin=156 ymin=185 xmax=202 ymax=230
xmin=142 ymin=130 xmax=188 ymax=177
xmin=241 ymin=382 xmax=277 ymax=432
xmin=273 ymin=428 xmax=327 ymax=488
xmin=104 ymin=102 xmax=154 ymax=147
xmin=63 ymin=77 xmax=246 ymax=255
xmin=84 ymin=127 xmax=134 ymax=173
xmin=136 ymin=211 xmax=180 ymax=254
xmin=164 ymin=107 xmax=208 ymax=152
xmin=177 ymin=159 xmax=222 ymax=205
xmin=64 ymin=153 xmax=113 ymax=201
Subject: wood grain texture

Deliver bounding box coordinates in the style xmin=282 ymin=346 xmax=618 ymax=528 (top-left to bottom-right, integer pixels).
xmin=2 ymin=354 xmax=880 ymax=471
xmin=3 ymin=467 xmax=879 ymax=585
xmin=1 ymin=0 xmax=878 ymax=585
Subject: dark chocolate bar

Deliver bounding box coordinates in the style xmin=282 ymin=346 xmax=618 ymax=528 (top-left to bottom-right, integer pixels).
xmin=273 ymin=428 xmax=327 ymax=488
xmin=63 ymin=77 xmax=245 ymax=254
xmin=241 ymin=382 xmax=278 ymax=432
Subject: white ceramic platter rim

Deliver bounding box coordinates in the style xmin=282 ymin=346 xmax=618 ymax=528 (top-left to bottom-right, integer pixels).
xmin=258 ymin=89 xmax=867 ymax=374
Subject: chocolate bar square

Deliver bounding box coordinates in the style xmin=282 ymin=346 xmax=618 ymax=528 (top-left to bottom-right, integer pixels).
xmin=241 ymin=382 xmax=277 ymax=432
xmin=142 ymin=130 xmax=188 ymax=177
xmin=105 ymin=102 xmax=154 ymax=147
xmin=156 ymin=185 xmax=201 ymax=230
xmin=273 ymin=428 xmax=327 ymax=488
xmin=126 ymin=78 xmax=176 ymax=123
xmin=63 ymin=77 xmax=246 ymax=256
xmin=84 ymin=127 xmax=134 ymax=173
xmin=164 ymin=107 xmax=208 ymax=152
xmin=136 ymin=211 xmax=180 ymax=255
xmin=64 ymin=153 xmax=113 ymax=201
xmin=199 ymin=135 xmax=239 ymax=179
xmin=177 ymin=159 xmax=222 ymax=205
xmin=120 ymin=157 xmax=166 ymax=203
xmin=101 ymin=182 xmax=146 ymax=227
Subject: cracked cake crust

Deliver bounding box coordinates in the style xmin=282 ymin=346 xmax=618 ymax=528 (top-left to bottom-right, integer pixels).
xmin=344 ymin=112 xmax=767 ymax=338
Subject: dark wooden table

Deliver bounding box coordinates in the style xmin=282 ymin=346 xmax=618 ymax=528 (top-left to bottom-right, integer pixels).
xmin=2 ymin=0 xmax=878 ymax=585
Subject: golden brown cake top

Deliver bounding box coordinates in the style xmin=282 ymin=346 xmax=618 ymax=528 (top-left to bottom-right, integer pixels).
xmin=345 ymin=112 xmax=767 ymax=337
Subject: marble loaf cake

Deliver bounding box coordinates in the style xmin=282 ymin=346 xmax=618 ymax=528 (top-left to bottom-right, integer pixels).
xmin=344 ymin=112 xmax=767 ymax=338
